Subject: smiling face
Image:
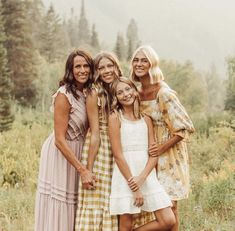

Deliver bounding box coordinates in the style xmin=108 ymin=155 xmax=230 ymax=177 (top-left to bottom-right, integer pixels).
xmin=116 ymin=82 xmax=136 ymax=107
xmin=72 ymin=55 xmax=91 ymax=87
xmin=132 ymin=50 xmax=151 ymax=78
xmin=98 ymin=57 xmax=116 ymax=84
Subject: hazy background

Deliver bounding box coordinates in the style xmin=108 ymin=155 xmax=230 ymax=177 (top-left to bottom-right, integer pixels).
xmin=1 ymin=1 xmax=235 ymax=230
xmin=43 ymin=0 xmax=235 ymax=77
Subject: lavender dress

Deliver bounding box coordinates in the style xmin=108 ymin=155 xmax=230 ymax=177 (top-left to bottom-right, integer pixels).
xmin=34 ymin=85 xmax=88 ymax=231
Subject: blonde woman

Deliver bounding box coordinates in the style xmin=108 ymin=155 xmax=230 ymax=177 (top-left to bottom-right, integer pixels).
xmin=130 ymin=45 xmax=195 ymax=231
xmin=75 ymin=52 xmax=122 ymax=230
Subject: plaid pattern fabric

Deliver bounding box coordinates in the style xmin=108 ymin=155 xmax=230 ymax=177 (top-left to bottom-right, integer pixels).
xmin=75 ymin=116 xmax=118 ymax=230
xmin=133 ymin=212 xmax=155 ymax=229
xmin=75 ymin=111 xmax=155 ymax=230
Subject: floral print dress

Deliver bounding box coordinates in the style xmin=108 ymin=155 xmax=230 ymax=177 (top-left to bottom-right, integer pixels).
xmin=140 ymin=83 xmax=195 ymax=200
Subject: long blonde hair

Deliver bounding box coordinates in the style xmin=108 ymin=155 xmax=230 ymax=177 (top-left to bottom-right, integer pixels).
xmin=93 ymin=52 xmax=122 ymax=118
xmin=130 ymin=45 xmax=164 ymax=84
xmin=110 ymin=77 xmax=141 ymax=119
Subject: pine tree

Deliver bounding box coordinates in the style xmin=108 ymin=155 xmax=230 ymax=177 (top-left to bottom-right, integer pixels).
xmin=225 ymin=57 xmax=235 ymax=111
xmin=39 ymin=4 xmax=67 ymax=63
xmin=114 ymin=32 xmax=126 ymax=61
xmin=67 ymin=8 xmax=79 ymax=48
xmin=0 ymin=1 xmax=14 ymax=131
xmin=26 ymin=0 xmax=45 ymax=50
xmin=90 ymin=24 xmax=100 ymax=50
xmin=77 ymin=0 xmax=90 ymax=46
xmin=126 ymin=18 xmax=140 ymax=60
xmin=2 ymin=0 xmax=38 ymax=106
xmin=205 ymin=65 xmax=224 ymax=112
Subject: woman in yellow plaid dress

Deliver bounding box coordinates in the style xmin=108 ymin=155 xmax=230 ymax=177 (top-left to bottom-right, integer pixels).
xmin=75 ymin=52 xmax=122 ymax=231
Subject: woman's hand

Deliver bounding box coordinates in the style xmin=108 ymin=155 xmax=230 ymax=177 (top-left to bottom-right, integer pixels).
xmin=133 ymin=189 xmax=144 ymax=207
xmin=128 ymin=175 xmax=145 ymax=191
xmin=149 ymin=136 xmax=183 ymax=157
xmin=148 ymin=142 xmax=162 ymax=157
xmin=80 ymin=169 xmax=97 ymax=190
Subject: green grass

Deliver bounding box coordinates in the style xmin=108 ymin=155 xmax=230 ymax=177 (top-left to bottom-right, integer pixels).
xmin=0 ymin=109 xmax=234 ymax=230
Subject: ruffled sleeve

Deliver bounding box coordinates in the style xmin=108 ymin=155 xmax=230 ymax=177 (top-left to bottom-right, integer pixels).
xmin=157 ymin=87 xmax=195 ymax=139
xmin=50 ymin=85 xmax=76 ymax=113
xmin=89 ymin=84 xmax=101 ymax=106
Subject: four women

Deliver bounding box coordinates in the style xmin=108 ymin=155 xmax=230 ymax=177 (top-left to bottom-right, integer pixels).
xmin=35 ymin=45 xmax=194 ymax=231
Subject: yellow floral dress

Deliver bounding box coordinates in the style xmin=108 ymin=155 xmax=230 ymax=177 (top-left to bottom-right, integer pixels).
xmin=140 ymin=83 xmax=195 ymax=200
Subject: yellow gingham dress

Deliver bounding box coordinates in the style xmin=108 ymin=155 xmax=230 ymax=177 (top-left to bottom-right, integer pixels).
xmin=140 ymin=82 xmax=195 ymax=201
xmin=75 ymin=90 xmax=155 ymax=230
xmin=75 ymin=94 xmax=118 ymax=230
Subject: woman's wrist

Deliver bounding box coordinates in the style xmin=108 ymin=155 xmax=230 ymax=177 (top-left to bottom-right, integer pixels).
xmin=78 ymin=165 xmax=87 ymax=175
xmin=127 ymin=176 xmax=139 ymax=192
xmin=86 ymin=162 xmax=93 ymax=171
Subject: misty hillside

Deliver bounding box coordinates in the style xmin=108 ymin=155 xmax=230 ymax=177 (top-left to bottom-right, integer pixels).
xmin=43 ymin=0 xmax=235 ymax=77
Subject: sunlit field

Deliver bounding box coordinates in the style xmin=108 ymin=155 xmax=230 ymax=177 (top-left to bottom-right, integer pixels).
xmin=0 ymin=108 xmax=234 ymax=231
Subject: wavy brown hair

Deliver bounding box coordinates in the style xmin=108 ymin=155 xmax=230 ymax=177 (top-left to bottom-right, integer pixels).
xmin=93 ymin=51 xmax=122 ymax=118
xmin=110 ymin=77 xmax=141 ymax=119
xmin=59 ymin=49 xmax=94 ymax=99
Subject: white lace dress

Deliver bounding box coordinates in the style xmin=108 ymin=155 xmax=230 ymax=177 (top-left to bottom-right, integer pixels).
xmin=110 ymin=115 xmax=172 ymax=215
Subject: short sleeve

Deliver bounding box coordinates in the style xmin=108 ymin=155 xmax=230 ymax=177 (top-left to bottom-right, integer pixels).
xmin=157 ymin=87 xmax=195 ymax=138
xmin=90 ymin=84 xmax=101 ymax=107
xmin=50 ymin=85 xmax=75 ymax=112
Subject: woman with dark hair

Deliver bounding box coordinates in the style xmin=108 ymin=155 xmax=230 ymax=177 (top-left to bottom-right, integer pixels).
xmin=35 ymin=50 xmax=96 ymax=231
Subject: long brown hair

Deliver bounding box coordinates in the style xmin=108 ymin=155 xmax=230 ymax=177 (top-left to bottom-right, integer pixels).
xmin=59 ymin=49 xmax=94 ymax=99
xmin=93 ymin=51 xmax=122 ymax=117
xmin=110 ymin=77 xmax=141 ymax=119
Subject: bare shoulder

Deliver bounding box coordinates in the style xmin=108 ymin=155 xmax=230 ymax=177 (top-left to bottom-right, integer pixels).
xmin=108 ymin=111 xmax=120 ymax=126
xmin=143 ymin=114 xmax=152 ymax=125
xmin=87 ymin=88 xmax=98 ymax=99
xmin=109 ymin=111 xmax=118 ymax=121
xmin=55 ymin=92 xmax=70 ymax=106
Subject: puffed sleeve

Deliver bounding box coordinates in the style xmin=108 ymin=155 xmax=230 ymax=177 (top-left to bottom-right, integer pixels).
xmin=50 ymin=85 xmax=76 ymax=113
xmin=157 ymin=87 xmax=195 ymax=139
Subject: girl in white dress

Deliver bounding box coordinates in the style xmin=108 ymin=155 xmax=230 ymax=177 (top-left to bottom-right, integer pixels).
xmin=108 ymin=77 xmax=176 ymax=231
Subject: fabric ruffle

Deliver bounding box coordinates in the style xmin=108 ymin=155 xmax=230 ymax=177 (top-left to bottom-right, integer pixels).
xmin=50 ymin=85 xmax=77 ymax=112
xmin=110 ymin=190 xmax=172 ymax=215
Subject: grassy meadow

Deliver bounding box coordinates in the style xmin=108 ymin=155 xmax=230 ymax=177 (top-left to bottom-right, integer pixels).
xmin=0 ymin=107 xmax=234 ymax=231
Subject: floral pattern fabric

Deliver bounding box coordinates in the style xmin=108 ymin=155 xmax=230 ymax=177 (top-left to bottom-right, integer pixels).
xmin=140 ymin=83 xmax=195 ymax=200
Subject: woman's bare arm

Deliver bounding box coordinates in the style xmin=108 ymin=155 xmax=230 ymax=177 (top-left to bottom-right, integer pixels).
xmin=54 ymin=93 xmax=96 ymax=186
xmin=108 ymin=113 xmax=133 ymax=181
xmin=128 ymin=115 xmax=158 ymax=190
xmin=86 ymin=89 xmax=100 ymax=172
